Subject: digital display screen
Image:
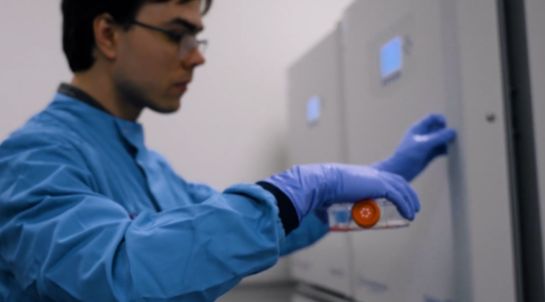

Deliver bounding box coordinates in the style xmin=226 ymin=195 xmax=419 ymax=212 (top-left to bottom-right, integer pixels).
xmin=306 ymin=96 xmax=321 ymax=125
xmin=380 ymin=36 xmax=404 ymax=82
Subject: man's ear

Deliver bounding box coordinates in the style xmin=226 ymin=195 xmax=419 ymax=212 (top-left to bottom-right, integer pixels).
xmin=93 ymin=13 xmax=120 ymax=61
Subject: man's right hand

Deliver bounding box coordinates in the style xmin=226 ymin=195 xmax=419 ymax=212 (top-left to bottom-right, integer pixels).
xmin=260 ymin=163 xmax=420 ymax=222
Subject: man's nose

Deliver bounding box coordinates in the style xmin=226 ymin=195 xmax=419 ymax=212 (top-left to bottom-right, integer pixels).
xmin=182 ymin=48 xmax=206 ymax=69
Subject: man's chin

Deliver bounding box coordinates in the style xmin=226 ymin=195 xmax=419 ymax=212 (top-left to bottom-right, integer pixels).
xmin=148 ymin=98 xmax=182 ymax=114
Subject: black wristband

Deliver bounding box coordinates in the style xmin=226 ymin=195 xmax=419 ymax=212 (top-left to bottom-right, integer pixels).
xmin=257 ymin=181 xmax=300 ymax=235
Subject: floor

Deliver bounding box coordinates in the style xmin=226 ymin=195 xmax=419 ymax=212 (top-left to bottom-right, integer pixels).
xmin=218 ymin=282 xmax=296 ymax=302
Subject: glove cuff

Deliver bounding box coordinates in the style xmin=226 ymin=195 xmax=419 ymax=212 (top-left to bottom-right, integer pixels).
xmin=257 ymin=181 xmax=300 ymax=235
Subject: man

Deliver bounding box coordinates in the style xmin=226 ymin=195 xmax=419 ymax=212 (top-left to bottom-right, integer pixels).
xmin=0 ymin=0 xmax=456 ymax=301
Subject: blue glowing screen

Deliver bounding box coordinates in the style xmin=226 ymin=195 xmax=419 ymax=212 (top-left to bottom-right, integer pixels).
xmin=306 ymin=96 xmax=321 ymax=125
xmin=380 ymin=36 xmax=403 ymax=81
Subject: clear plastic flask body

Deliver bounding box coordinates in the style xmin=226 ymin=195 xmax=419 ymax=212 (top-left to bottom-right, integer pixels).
xmin=328 ymin=199 xmax=410 ymax=231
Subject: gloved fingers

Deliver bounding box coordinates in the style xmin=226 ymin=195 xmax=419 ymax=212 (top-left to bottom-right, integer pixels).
xmin=381 ymin=176 xmax=415 ymax=220
xmin=408 ymin=184 xmax=421 ymax=213
xmin=427 ymin=127 xmax=457 ymax=146
xmin=333 ymin=164 xmax=387 ymax=202
xmin=385 ymin=172 xmax=420 ymax=216
xmin=413 ymin=126 xmax=455 ymax=148
xmin=410 ymin=113 xmax=447 ymax=135
xmin=392 ymin=174 xmax=421 ymax=213
xmin=424 ymin=145 xmax=448 ymax=165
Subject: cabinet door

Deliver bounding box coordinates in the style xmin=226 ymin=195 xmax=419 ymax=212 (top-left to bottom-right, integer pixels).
xmin=288 ymin=27 xmax=353 ymax=296
xmin=341 ymin=0 xmax=518 ymax=301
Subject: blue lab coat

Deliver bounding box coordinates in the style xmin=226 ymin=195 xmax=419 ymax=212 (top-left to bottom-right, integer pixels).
xmin=0 ymin=91 xmax=328 ymax=301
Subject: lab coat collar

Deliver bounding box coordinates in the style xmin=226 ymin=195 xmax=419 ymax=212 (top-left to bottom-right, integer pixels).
xmin=52 ymin=91 xmax=147 ymax=153
xmin=114 ymin=118 xmax=146 ymax=152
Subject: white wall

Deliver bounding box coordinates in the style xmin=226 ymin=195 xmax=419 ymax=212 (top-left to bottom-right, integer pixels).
xmin=0 ymin=1 xmax=71 ymax=139
xmin=141 ymin=0 xmax=353 ymax=189
xmin=0 ymin=0 xmax=352 ymax=284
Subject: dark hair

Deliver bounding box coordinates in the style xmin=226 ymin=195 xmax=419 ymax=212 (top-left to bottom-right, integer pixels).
xmin=61 ymin=0 xmax=212 ymax=72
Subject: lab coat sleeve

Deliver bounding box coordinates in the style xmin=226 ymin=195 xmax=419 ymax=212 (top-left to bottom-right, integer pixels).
xmin=0 ymin=132 xmax=285 ymax=302
xmin=149 ymin=150 xmax=219 ymax=203
xmin=278 ymin=210 xmax=329 ymax=256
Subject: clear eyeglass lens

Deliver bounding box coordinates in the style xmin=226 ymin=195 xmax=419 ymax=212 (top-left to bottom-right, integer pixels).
xmin=179 ymin=36 xmax=207 ymax=57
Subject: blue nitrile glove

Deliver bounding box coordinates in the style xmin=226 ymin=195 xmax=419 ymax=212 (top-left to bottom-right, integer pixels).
xmin=373 ymin=114 xmax=457 ymax=182
xmin=261 ymin=164 xmax=420 ymax=223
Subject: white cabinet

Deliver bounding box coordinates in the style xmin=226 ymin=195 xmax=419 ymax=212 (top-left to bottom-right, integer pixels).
xmin=341 ymin=0 xmax=517 ymax=301
xmin=287 ymin=27 xmax=353 ymax=296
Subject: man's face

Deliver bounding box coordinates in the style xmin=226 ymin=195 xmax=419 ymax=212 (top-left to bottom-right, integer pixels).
xmin=112 ymin=0 xmax=205 ymax=114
